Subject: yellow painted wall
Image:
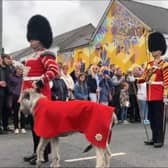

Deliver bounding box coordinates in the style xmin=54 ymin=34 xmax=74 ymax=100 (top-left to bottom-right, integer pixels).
xmin=57 ymin=0 xmax=152 ymax=72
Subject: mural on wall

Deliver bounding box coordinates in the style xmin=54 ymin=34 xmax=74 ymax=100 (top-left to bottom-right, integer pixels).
xmin=91 ymin=0 xmax=151 ymax=72
xmin=57 ymin=0 xmax=151 ymax=72
xmin=57 ymin=51 xmax=74 ymax=72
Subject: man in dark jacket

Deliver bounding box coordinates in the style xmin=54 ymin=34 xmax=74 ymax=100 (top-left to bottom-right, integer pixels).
xmin=0 ymin=54 xmax=12 ymax=133
xmin=51 ymin=74 xmax=68 ymax=101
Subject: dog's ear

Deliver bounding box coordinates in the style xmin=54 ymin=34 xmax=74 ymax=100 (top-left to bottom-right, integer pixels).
xmin=22 ymin=91 xmax=30 ymax=100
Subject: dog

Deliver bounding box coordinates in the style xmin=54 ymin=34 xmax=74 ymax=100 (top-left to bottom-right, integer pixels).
xmin=20 ymin=88 xmax=117 ymax=168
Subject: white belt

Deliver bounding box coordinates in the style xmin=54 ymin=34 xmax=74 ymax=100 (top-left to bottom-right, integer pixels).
xmin=23 ymin=76 xmax=41 ymax=81
xmin=147 ymin=81 xmax=163 ymax=85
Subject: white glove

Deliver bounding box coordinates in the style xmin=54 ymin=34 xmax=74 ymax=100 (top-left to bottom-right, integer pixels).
xmin=163 ymin=97 xmax=168 ymax=104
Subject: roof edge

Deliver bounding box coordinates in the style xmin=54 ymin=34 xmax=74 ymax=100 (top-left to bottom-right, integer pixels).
xmin=118 ymin=0 xmax=151 ymax=31
xmin=90 ymin=0 xmax=113 ymax=41
xmin=59 ymin=42 xmax=90 ymax=53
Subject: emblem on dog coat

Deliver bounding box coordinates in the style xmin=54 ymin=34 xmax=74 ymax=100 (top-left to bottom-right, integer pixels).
xmin=34 ymin=97 xmax=114 ymax=148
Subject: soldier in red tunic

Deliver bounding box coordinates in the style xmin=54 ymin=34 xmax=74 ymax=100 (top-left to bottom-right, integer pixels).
xmin=138 ymin=32 xmax=168 ymax=148
xmin=22 ymin=15 xmax=58 ymax=164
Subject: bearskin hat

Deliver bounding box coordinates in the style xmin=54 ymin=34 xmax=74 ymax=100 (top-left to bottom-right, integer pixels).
xmin=148 ymin=32 xmax=167 ymax=55
xmin=27 ymin=15 xmax=53 ymax=49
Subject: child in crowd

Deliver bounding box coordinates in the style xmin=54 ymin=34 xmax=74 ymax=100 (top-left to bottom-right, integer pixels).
xmin=120 ymin=82 xmax=130 ymax=124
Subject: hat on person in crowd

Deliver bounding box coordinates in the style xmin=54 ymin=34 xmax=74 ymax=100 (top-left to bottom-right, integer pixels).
xmin=103 ymin=70 xmax=109 ymax=75
xmin=148 ymin=32 xmax=167 ymax=56
xmin=27 ymin=14 xmax=53 ymax=49
xmin=13 ymin=60 xmax=24 ymax=70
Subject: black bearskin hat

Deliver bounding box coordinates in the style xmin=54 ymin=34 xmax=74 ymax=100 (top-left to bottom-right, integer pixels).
xmin=27 ymin=15 xmax=53 ymax=49
xmin=148 ymin=32 xmax=167 ymax=56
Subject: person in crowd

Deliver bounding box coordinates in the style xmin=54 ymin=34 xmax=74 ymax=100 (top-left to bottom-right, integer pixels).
xmin=126 ymin=70 xmax=140 ymax=122
xmin=85 ymin=64 xmax=92 ymax=76
xmin=61 ymin=64 xmax=75 ymax=100
xmin=74 ymin=73 xmax=89 ymax=100
xmin=70 ymin=63 xmax=81 ymax=83
xmin=99 ymin=70 xmax=113 ymax=105
xmin=87 ymin=64 xmax=100 ymax=102
xmin=8 ymin=64 xmax=26 ymax=134
xmin=57 ymin=62 xmax=63 ymax=72
xmin=0 ymin=54 xmax=12 ymax=133
xmin=79 ymin=58 xmax=85 ymax=73
xmin=51 ymin=72 xmax=68 ymax=101
xmin=109 ymin=64 xmax=116 ymax=78
xmin=0 ymin=56 xmax=7 ymax=134
xmin=21 ymin=15 xmax=59 ymax=164
xmin=120 ymin=82 xmax=130 ymax=124
xmin=138 ymin=32 xmax=168 ymax=148
xmin=4 ymin=55 xmax=16 ymax=125
xmin=135 ymin=66 xmax=149 ymax=125
xmin=111 ymin=67 xmax=125 ymax=120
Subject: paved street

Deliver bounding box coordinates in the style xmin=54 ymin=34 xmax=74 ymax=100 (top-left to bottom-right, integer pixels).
xmin=0 ymin=123 xmax=168 ymax=167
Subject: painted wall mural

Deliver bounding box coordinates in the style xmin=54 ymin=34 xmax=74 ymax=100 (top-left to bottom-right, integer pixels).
xmin=57 ymin=0 xmax=151 ymax=72
xmin=92 ymin=0 xmax=151 ymax=72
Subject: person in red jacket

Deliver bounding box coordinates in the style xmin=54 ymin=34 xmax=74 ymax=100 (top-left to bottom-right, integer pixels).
xmin=138 ymin=32 xmax=168 ymax=148
xmin=21 ymin=15 xmax=59 ymax=164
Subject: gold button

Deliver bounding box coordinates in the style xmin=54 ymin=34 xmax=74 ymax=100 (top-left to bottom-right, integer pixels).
xmin=95 ymin=133 xmax=103 ymax=141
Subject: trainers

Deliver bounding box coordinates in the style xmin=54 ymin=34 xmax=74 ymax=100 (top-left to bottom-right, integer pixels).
xmin=123 ymin=120 xmax=129 ymax=124
xmin=147 ymin=120 xmax=150 ymax=125
xmin=29 ymin=157 xmax=37 ymax=165
xmin=14 ymin=129 xmax=19 ymax=134
xmin=21 ymin=128 xmax=26 ymax=134
xmin=144 ymin=140 xmax=154 ymax=145
xmin=154 ymin=142 xmax=163 ymax=148
xmin=144 ymin=120 xmax=150 ymax=125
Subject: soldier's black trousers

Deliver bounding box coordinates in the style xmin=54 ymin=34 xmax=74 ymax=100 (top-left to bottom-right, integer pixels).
xmin=148 ymin=101 xmax=164 ymax=143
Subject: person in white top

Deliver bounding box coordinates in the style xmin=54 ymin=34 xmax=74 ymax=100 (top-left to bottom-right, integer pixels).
xmin=134 ymin=66 xmax=149 ymax=125
xmin=61 ymin=64 xmax=75 ymax=100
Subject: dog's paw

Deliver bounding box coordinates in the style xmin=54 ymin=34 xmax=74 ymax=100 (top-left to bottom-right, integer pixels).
xmin=50 ymin=162 xmax=61 ymax=168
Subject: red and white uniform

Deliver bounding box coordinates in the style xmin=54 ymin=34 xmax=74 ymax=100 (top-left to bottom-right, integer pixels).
xmin=34 ymin=98 xmax=114 ymax=148
xmin=22 ymin=49 xmax=58 ymax=99
xmin=138 ymin=60 xmax=168 ymax=101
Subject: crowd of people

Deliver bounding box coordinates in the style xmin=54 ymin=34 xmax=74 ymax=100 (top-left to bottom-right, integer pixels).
xmin=0 ymin=52 xmax=148 ymax=136
xmin=54 ymin=62 xmax=145 ymax=124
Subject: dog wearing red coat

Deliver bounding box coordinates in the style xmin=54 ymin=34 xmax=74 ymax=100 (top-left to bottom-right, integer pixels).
xmin=20 ymin=88 xmax=116 ymax=168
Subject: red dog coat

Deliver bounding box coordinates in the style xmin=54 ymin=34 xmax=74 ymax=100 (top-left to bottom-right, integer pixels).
xmin=34 ymin=98 xmax=114 ymax=148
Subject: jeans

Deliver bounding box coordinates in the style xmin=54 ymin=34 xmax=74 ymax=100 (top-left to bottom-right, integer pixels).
xmin=138 ymin=100 xmax=148 ymax=121
xmin=120 ymin=106 xmax=128 ymax=121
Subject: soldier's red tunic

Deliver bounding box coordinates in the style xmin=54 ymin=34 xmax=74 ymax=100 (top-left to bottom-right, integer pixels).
xmin=22 ymin=50 xmax=58 ymax=99
xmin=33 ymin=97 xmax=114 ymax=148
xmin=138 ymin=59 xmax=168 ymax=101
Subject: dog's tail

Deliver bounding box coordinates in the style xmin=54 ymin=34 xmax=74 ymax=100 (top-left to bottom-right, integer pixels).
xmin=83 ymin=144 xmax=93 ymax=153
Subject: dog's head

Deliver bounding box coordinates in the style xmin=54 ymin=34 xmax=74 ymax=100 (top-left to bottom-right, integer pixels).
xmin=19 ymin=88 xmax=43 ymax=116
